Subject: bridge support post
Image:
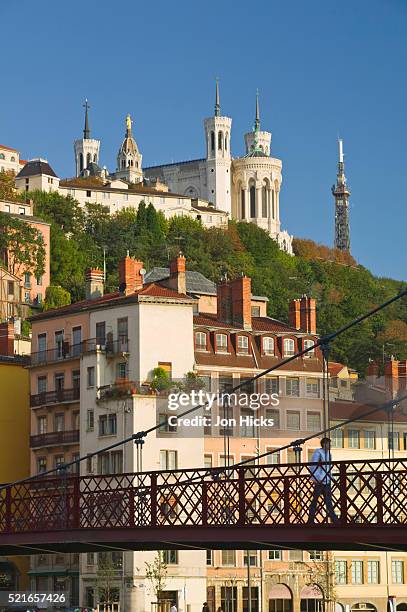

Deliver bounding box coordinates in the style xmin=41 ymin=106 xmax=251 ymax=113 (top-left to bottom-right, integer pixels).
xmin=376 ymin=473 xmax=384 ymax=525
xmin=339 ymin=463 xmax=347 ymax=525
xmin=202 ymin=481 xmax=208 ymax=526
xmin=72 ymin=477 xmax=80 ymax=529
xmin=238 ymin=469 xmax=246 ymax=526
xmin=284 ymin=478 xmax=290 ymax=525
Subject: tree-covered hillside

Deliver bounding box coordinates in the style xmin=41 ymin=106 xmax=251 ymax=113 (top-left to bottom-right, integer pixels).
xmin=28 ymin=190 xmax=407 ymax=375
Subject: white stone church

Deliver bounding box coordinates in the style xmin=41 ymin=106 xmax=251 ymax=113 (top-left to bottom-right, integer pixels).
xmin=143 ymin=83 xmax=293 ymax=254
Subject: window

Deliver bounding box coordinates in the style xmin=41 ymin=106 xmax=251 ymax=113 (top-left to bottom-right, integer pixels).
xmin=86 ymin=455 xmax=93 ymax=474
xmin=210 ymin=131 xmax=215 ymax=151
xmin=364 ymin=430 xmax=376 ymax=449
xmin=265 ymin=377 xmax=279 ymax=395
xmin=72 ymin=369 xmax=80 ymax=389
xmin=218 ymin=131 xmax=223 ymax=150
xmin=221 ymin=587 xmax=238 ymax=612
xmin=287 ymin=411 xmax=300 ymax=430
xmin=263 ymin=337 xmax=274 ymax=355
xmin=266 ymin=447 xmax=281 ymax=464
xmin=306 ymin=378 xmax=320 ymax=396
xmin=98 ymin=451 xmax=123 ymax=475
xmin=195 ymin=331 xmax=207 ymax=351
xmin=392 ymin=560 xmax=404 ymax=583
xmin=251 ymin=306 xmax=260 ymax=317
xmin=37 ymin=333 xmax=46 ymax=354
xmin=160 ymin=450 xmax=178 ymax=470
xmin=284 ymin=338 xmax=295 ymax=356
xmin=389 ymin=432 xmax=400 ymax=451
xmin=87 ymin=366 xmax=95 ymax=387
xmin=289 ymin=550 xmax=303 ymax=561
xmin=335 ymin=560 xmax=347 ymax=584
xmin=55 ymin=330 xmax=64 ymax=359
xmin=37 ymin=457 xmax=46 ymax=474
xmin=7 ymin=280 xmax=14 ymax=297
xmin=0 ymin=153 xmax=4 ymax=159
xmin=161 ymin=550 xmax=178 ymax=565
xmin=367 ymin=560 xmax=379 ymax=584
xmin=54 ymin=455 xmax=65 ymax=469
xmin=54 ymin=372 xmax=64 ymax=392
xmin=204 ymin=454 xmax=213 ymax=469
xmin=307 ymin=412 xmax=321 ymax=432
xmin=216 ymin=333 xmax=228 ymax=352
xmin=241 ymin=410 xmax=256 ymax=437
xmin=24 ymin=272 xmax=31 ymax=288
xmin=87 ymin=552 xmax=95 ymax=566
xmin=206 ymin=549 xmax=213 ymax=565
xmin=24 ymin=291 xmax=30 ymax=303
xmin=117 ymin=317 xmax=128 ymax=350
xmin=332 ymin=429 xmax=344 ymax=448
xmin=221 ymin=550 xmax=236 ymax=566
xmin=351 ymin=560 xmax=363 ymax=584
xmin=37 ymin=416 xmax=47 ymax=434
xmin=99 ymin=414 xmax=117 ymax=436
xmin=309 ymin=550 xmax=323 ymax=561
xmin=268 ymin=550 xmax=282 ymax=560
xmin=116 ymin=361 xmax=128 ymax=380
xmin=87 ymin=410 xmax=94 ymax=431
xmin=286 ymin=378 xmax=300 ymax=397
xmin=37 ymin=375 xmax=47 ymax=394
xmin=303 ymin=338 xmax=315 ymax=356
xmin=266 ymin=409 xmax=280 ymax=429
xmin=159 ymin=413 xmax=177 ymax=433
xmin=237 ymin=335 xmax=249 ymax=354
xmin=86 ymin=190 xmax=91 ymax=197
xmin=96 ymin=321 xmax=106 ymax=345
xmin=249 ymin=184 xmax=256 ymax=218
xmin=244 ymin=551 xmax=257 ymax=566
xmin=54 ymin=413 xmax=64 ymax=432
xmin=348 ymin=430 xmax=360 ymax=449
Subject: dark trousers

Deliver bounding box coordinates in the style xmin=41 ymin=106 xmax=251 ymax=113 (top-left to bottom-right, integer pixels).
xmin=308 ymin=481 xmax=338 ymax=523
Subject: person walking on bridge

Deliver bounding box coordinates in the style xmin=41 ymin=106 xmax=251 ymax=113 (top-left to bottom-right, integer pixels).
xmin=307 ymin=437 xmax=339 ymax=524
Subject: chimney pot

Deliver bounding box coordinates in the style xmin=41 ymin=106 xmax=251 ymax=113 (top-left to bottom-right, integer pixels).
xmin=85 ymin=268 xmax=104 ymax=300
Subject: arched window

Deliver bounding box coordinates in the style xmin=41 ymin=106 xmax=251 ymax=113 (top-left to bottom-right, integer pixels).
xmin=241 ymin=189 xmax=245 ymax=219
xmin=86 ymin=152 xmax=91 ymax=167
xmin=215 ymin=333 xmax=228 ymax=352
xmin=225 ymin=133 xmax=228 ymax=151
xmin=218 ymin=131 xmax=223 ymax=150
xmin=79 ymin=153 xmax=84 ymax=172
xmin=303 ymin=339 xmax=315 ymax=357
xmin=262 ymin=185 xmax=268 ymax=218
xmin=0 ymin=154 xmax=5 ymax=160
xmin=93 ymin=154 xmax=97 ymax=162
xmin=249 ymin=183 xmax=256 ymax=218
xmin=210 ymin=131 xmax=215 ymax=152
xmin=136 ymin=161 xmax=139 ymax=168
xmin=263 ymin=337 xmax=274 ymax=355
xmin=10 ymin=156 xmax=15 ymax=162
xmin=195 ymin=331 xmax=207 ymax=351
xmin=259 ymin=144 xmax=263 ymax=152
xmin=284 ymin=338 xmax=295 ymax=356
xmin=121 ymin=160 xmax=125 ymax=169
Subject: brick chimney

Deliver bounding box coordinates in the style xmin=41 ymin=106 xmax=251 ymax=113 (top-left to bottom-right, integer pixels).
xmin=0 ymin=322 xmax=14 ymax=356
xmin=118 ymin=256 xmax=144 ymax=295
xmin=300 ymin=295 xmax=316 ymax=334
xmin=167 ymin=253 xmax=186 ymax=295
xmin=385 ymin=358 xmax=400 ymax=398
xmin=217 ymin=276 xmax=252 ymax=330
xmin=367 ymin=362 xmax=379 ymax=378
xmin=85 ymin=268 xmax=104 ymax=300
xmin=289 ymin=299 xmax=301 ymax=330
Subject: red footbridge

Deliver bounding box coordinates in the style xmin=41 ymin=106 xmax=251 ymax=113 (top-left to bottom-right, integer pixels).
xmin=1 ymin=458 xmax=407 ymax=555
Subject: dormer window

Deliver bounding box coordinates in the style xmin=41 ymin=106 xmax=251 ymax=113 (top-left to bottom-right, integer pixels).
xmin=216 ymin=333 xmax=228 ymax=353
xmin=195 ymin=331 xmax=207 ymax=351
xmin=263 ymin=336 xmax=274 ymax=356
xmin=283 ymin=338 xmax=295 ymax=357
xmin=303 ymin=339 xmax=315 ymax=357
xmin=237 ymin=335 xmax=249 ymax=355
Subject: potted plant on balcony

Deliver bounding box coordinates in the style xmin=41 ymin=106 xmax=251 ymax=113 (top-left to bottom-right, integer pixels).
xmin=150 ymin=367 xmax=172 ymax=394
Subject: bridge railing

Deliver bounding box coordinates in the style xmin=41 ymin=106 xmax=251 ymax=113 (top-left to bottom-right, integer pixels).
xmin=1 ymin=458 xmax=406 ymax=534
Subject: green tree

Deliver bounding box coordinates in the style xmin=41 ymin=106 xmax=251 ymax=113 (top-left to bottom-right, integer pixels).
xmin=0 ymin=170 xmax=22 ymax=202
xmin=43 ymin=286 xmax=71 ymax=311
xmin=145 ymin=553 xmax=168 ymax=603
xmin=0 ymin=212 xmax=45 ymax=278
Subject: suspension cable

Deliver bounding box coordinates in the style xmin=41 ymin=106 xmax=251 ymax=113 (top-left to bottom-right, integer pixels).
xmin=3 ymin=288 xmax=407 ymax=490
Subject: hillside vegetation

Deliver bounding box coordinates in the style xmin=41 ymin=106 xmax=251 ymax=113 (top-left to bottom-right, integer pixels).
xmin=23 ymin=190 xmax=407 ymax=374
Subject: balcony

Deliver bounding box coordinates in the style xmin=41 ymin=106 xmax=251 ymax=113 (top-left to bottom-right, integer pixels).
xmin=29 ymin=337 xmax=129 ymax=366
xmin=30 ymin=429 xmax=79 ymax=448
xmin=97 ymin=379 xmax=151 ymax=402
xmin=30 ymin=387 xmax=80 ymax=408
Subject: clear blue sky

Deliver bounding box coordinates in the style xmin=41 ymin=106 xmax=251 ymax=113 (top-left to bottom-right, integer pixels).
xmin=1 ymin=0 xmax=406 ymax=280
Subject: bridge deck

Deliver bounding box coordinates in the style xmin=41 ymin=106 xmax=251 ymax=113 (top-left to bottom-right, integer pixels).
xmin=1 ymin=458 xmax=407 ymax=554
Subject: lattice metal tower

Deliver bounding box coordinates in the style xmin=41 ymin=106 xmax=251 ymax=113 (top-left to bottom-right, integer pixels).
xmin=332 ymin=139 xmax=351 ymax=252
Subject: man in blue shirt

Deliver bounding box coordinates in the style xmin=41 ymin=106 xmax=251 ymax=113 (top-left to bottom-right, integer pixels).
xmin=307 ymin=437 xmax=339 ymax=524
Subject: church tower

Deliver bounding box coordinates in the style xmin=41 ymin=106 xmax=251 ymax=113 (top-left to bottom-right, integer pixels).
xmin=115 ymin=114 xmax=143 ymax=184
xmin=332 ymin=139 xmax=351 ymax=252
xmin=203 ymin=80 xmax=232 ymax=214
xmin=74 ymin=100 xmax=100 ymax=177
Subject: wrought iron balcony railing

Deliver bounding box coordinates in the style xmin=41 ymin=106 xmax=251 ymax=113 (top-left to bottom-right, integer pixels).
xmin=30 ymin=337 xmax=129 ymax=366
xmin=30 ymin=429 xmax=80 ymax=449
xmin=30 ymin=387 xmax=80 ymax=408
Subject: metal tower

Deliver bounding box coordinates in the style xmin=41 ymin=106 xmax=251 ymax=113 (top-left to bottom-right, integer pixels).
xmin=332 ymin=139 xmax=351 ymax=252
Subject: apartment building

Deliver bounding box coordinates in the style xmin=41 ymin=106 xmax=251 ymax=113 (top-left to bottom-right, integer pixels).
xmin=0 ymin=144 xmax=26 ymax=174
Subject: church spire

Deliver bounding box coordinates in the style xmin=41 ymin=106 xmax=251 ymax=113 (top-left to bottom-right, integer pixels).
xmin=83 ymin=99 xmax=90 ymax=139
xmin=254 ymin=90 xmax=260 ymax=131
xmin=214 ymin=78 xmax=221 ymax=117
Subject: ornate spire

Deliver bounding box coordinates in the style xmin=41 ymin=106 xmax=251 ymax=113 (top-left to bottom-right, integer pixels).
xmin=254 ymin=90 xmax=260 ymax=131
xmin=83 ymin=99 xmax=90 ymax=140
xmin=332 ymin=138 xmax=351 ymax=252
xmin=214 ymin=78 xmax=221 ymax=117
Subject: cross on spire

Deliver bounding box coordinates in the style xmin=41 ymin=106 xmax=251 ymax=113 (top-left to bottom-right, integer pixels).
xmin=83 ymin=99 xmax=90 ymax=139
xmin=254 ymin=89 xmax=260 ymax=131
xmin=214 ymin=78 xmax=221 ymax=117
